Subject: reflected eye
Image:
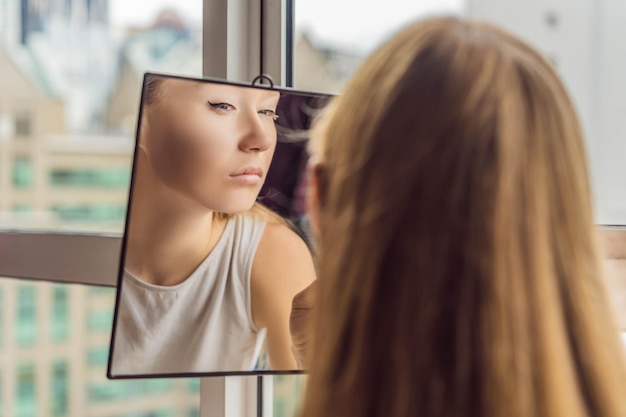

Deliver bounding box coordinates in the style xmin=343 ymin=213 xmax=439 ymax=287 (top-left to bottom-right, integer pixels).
xmin=208 ymin=102 xmax=236 ymax=112
xmin=259 ymin=109 xmax=279 ymax=121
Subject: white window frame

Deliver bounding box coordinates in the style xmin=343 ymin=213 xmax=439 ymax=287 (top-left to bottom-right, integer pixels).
xmin=0 ymin=1 xmax=292 ymax=416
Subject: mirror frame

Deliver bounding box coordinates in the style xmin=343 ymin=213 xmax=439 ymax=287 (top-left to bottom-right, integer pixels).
xmin=107 ymin=72 xmax=333 ymax=379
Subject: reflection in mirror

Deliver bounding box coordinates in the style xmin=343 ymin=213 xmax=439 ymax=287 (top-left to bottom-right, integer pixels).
xmin=107 ymin=73 xmax=331 ymax=378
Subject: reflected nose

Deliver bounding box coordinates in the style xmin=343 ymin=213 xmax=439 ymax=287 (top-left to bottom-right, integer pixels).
xmin=239 ymin=111 xmax=274 ymax=153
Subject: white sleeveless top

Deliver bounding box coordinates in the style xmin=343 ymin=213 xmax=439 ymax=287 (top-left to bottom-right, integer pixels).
xmin=110 ymin=213 xmax=267 ymax=375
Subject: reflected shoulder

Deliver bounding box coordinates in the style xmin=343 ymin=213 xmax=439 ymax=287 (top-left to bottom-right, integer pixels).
xmin=250 ymin=217 xmax=317 ymax=309
xmin=255 ymin=219 xmax=314 ymax=273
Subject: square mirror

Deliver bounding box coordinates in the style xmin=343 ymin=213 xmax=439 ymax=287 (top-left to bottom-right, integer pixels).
xmin=107 ymin=73 xmax=332 ymax=378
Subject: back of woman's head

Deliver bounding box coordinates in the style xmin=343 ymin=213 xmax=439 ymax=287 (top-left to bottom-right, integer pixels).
xmin=302 ymin=16 xmax=626 ymax=417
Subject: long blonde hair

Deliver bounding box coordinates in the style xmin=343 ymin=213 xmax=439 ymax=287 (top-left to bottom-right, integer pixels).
xmin=301 ymin=17 xmax=626 ymax=417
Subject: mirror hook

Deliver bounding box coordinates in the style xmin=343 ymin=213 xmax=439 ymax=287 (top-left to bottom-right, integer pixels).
xmin=251 ymin=73 xmax=275 ymax=88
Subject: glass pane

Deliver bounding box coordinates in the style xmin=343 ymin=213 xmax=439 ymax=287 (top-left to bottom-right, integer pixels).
xmin=87 ymin=347 xmax=110 ymax=367
xmin=465 ymin=1 xmax=626 ymax=224
xmin=296 ymin=0 xmax=626 ymax=224
xmin=16 ymin=363 xmax=36 ymax=417
xmin=16 ymin=286 xmax=37 ymax=346
xmin=294 ymin=0 xmax=465 ymax=93
xmin=0 ymin=0 xmax=201 ymax=233
xmin=50 ymin=361 xmax=68 ymax=417
xmin=12 ymin=157 xmax=33 ymax=189
xmin=50 ymin=286 xmax=69 ymax=342
xmin=87 ymin=308 xmax=114 ymax=331
xmin=0 ymin=277 xmax=200 ymax=417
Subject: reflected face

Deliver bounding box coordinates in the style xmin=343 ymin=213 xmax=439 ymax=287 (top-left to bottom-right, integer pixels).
xmin=140 ymin=78 xmax=280 ymax=213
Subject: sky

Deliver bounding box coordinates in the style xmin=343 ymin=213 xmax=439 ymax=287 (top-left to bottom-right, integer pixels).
xmin=109 ymin=0 xmax=466 ymax=53
xmin=296 ymin=0 xmax=465 ymax=52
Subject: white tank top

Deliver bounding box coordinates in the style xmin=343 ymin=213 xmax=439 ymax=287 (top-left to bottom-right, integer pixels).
xmin=110 ymin=213 xmax=267 ymax=375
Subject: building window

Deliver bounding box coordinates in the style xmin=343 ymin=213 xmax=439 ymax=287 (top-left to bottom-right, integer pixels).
xmin=16 ymin=363 xmax=37 ymax=417
xmin=12 ymin=157 xmax=33 ymax=189
xmin=87 ymin=382 xmax=128 ymax=402
xmin=186 ymin=379 xmax=200 ymax=392
xmin=50 ymin=286 xmax=69 ymax=342
xmin=50 ymin=168 xmax=130 ymax=188
xmin=16 ymin=286 xmax=37 ymax=346
xmin=14 ymin=113 xmax=32 ymax=138
xmin=86 ymin=309 xmax=112 ymax=332
xmin=51 ymin=204 xmax=126 ymax=223
xmin=12 ymin=204 xmax=32 ymax=212
xmin=86 ymin=347 xmax=109 ymax=367
xmin=87 ymin=286 xmax=115 ymax=296
xmin=50 ymin=361 xmax=68 ymax=417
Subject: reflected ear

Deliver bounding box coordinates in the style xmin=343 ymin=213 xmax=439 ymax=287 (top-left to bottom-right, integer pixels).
xmin=306 ymin=157 xmax=325 ymax=240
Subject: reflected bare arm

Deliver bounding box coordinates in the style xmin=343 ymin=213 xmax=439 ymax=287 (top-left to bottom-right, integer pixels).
xmin=251 ymin=220 xmax=317 ymax=370
xmin=289 ymin=279 xmax=317 ymax=369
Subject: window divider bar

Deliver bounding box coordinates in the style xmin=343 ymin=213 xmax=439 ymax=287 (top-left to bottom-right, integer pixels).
xmin=0 ymin=231 xmax=121 ymax=287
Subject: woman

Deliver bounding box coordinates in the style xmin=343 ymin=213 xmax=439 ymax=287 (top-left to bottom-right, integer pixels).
xmin=299 ymin=17 xmax=626 ymax=416
xmin=110 ymin=75 xmax=316 ymax=375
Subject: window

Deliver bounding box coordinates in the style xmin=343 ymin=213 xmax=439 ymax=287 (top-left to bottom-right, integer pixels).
xmin=50 ymin=204 xmax=127 ymax=223
xmin=87 ymin=347 xmax=110 ymax=367
xmin=14 ymin=113 xmax=32 ymax=138
xmin=50 ymin=361 xmax=68 ymax=417
xmin=50 ymin=286 xmax=69 ymax=342
xmin=16 ymin=363 xmax=36 ymax=417
xmin=50 ymin=168 xmax=131 ymax=188
xmin=87 ymin=309 xmax=113 ymax=332
xmin=12 ymin=157 xmax=33 ymax=189
xmin=16 ymin=286 xmax=36 ymax=346
xmin=294 ymin=0 xmax=464 ymax=93
xmin=88 ymin=286 xmax=116 ymax=296
xmin=88 ymin=380 xmax=175 ymax=402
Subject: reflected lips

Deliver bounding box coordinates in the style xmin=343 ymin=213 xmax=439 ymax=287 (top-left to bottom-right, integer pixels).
xmin=230 ymin=167 xmax=263 ymax=185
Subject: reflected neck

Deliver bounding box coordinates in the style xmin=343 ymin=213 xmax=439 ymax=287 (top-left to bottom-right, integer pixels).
xmin=123 ymin=156 xmax=228 ymax=286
